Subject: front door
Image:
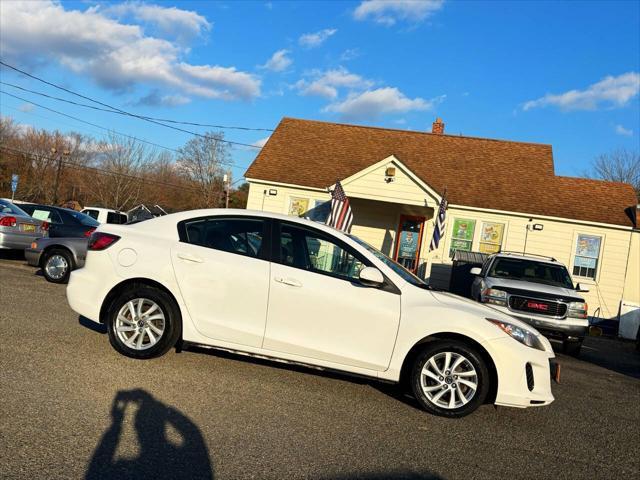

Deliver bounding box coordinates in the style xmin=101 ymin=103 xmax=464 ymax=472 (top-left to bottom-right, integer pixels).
xmin=171 ymin=216 xmax=271 ymax=348
xmin=263 ymin=222 xmax=401 ymax=371
xmin=393 ymin=215 xmax=425 ymax=273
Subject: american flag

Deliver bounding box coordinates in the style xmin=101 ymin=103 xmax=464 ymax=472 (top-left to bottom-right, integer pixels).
xmin=429 ymin=191 xmax=448 ymax=252
xmin=327 ymin=181 xmax=353 ymax=233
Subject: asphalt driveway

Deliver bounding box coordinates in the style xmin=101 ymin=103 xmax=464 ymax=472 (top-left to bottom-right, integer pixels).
xmin=0 ymin=258 xmax=638 ymax=480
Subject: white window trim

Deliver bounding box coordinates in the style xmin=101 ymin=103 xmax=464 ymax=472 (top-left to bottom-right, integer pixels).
xmin=569 ymin=231 xmax=605 ymax=285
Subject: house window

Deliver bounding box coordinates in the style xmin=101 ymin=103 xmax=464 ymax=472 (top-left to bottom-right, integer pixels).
xmin=288 ymin=197 xmax=309 ymax=217
xmin=573 ymin=234 xmax=601 ymax=279
xmin=449 ymin=218 xmax=476 ymax=257
xmin=479 ymin=222 xmax=505 ymax=254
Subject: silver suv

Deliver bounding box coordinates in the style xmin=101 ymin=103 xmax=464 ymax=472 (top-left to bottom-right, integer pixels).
xmin=470 ymin=252 xmax=589 ymax=356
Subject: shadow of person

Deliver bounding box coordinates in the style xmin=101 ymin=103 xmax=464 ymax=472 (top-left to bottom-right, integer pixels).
xmin=86 ymin=389 xmax=213 ymax=480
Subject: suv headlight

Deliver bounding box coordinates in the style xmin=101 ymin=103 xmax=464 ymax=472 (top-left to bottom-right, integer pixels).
xmin=568 ymin=301 xmax=588 ymax=319
xmin=486 ymin=318 xmax=545 ymax=351
xmin=481 ymin=288 xmax=507 ymax=306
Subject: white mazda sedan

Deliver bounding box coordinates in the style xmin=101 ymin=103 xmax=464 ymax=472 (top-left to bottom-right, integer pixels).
xmin=67 ymin=209 xmax=555 ymax=417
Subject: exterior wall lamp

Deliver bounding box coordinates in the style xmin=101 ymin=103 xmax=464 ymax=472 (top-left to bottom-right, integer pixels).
xmin=385 ymin=166 xmax=396 ymax=183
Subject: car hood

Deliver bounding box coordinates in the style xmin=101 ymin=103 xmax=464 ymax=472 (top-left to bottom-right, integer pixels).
xmin=428 ymin=290 xmax=543 ymax=333
xmin=486 ymin=277 xmax=584 ymax=302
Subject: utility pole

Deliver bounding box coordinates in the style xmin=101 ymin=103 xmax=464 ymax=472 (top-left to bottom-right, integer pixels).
xmin=223 ymin=171 xmax=231 ymax=208
xmin=51 ymin=147 xmax=70 ymax=205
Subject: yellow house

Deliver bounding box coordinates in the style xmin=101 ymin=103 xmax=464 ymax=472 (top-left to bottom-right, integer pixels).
xmin=245 ymin=117 xmax=639 ymax=324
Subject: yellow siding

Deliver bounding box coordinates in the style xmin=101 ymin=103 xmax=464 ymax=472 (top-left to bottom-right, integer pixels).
xmin=623 ymin=230 xmax=640 ymax=305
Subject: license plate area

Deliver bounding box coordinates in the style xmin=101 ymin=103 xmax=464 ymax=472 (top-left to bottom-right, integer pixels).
xmin=20 ymin=224 xmax=36 ymax=233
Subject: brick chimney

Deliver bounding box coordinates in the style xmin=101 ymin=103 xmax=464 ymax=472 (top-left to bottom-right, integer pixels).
xmin=431 ymin=117 xmax=445 ymax=135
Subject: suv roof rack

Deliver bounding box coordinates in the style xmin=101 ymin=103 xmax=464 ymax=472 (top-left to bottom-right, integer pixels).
xmin=494 ymin=250 xmax=557 ymax=262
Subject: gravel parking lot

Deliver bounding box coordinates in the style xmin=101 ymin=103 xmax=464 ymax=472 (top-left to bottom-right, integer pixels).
xmin=1 ymin=256 xmax=639 ymax=480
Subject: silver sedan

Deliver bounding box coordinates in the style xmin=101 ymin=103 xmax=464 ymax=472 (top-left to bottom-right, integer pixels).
xmin=0 ymin=199 xmax=48 ymax=250
xmin=26 ymin=236 xmax=88 ymax=284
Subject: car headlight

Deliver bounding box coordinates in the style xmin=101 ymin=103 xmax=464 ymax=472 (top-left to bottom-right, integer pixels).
xmin=567 ymin=301 xmax=588 ymax=319
xmin=486 ymin=318 xmax=545 ymax=351
xmin=481 ymin=288 xmax=507 ymax=306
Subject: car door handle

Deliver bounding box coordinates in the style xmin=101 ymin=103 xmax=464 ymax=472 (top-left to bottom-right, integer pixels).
xmin=177 ymin=252 xmax=204 ymax=263
xmin=274 ymin=277 xmax=302 ymax=287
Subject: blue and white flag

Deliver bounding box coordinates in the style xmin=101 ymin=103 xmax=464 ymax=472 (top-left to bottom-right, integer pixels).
xmin=429 ymin=191 xmax=448 ymax=252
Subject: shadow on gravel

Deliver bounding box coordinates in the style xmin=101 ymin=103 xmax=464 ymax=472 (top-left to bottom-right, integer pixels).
xmin=86 ymin=389 xmax=213 ymax=480
xmin=319 ymin=473 xmax=443 ymax=480
xmin=79 ymin=316 xmax=107 ymax=334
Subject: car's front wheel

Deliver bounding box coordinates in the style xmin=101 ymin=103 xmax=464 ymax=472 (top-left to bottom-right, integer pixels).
xmin=42 ymin=248 xmax=73 ymax=284
xmin=410 ymin=340 xmax=490 ymax=418
xmin=106 ymin=285 xmax=181 ymax=359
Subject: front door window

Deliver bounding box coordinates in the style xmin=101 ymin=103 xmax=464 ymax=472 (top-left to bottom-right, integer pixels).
xmin=394 ymin=215 xmax=425 ymax=273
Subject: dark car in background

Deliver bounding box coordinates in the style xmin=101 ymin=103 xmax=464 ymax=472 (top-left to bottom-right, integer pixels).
xmin=19 ymin=204 xmax=99 ymax=238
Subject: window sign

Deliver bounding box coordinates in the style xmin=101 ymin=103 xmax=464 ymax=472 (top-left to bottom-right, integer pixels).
xmin=449 ymin=218 xmax=475 ymax=257
xmin=32 ymin=209 xmax=51 ymax=221
xmin=398 ymin=230 xmax=420 ymax=258
xmin=573 ymin=234 xmax=601 ymax=279
xmin=288 ymin=197 xmax=309 ymax=217
xmin=479 ymin=222 xmax=505 ymax=254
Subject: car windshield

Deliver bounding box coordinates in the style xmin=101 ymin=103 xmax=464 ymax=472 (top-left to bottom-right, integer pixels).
xmin=489 ymin=257 xmax=574 ymax=289
xmin=348 ymin=234 xmax=429 ymax=288
xmin=0 ymin=200 xmax=30 ymax=217
xmin=68 ymin=210 xmax=100 ymax=227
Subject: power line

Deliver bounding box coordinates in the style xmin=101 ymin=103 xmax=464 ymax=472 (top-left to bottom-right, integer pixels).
xmin=0 ymin=80 xmax=274 ymax=132
xmin=0 ymin=60 xmax=263 ymax=149
xmin=0 ymin=145 xmax=202 ymax=192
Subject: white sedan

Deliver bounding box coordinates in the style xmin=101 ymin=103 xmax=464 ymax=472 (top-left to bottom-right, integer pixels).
xmin=67 ymin=209 xmax=555 ymax=418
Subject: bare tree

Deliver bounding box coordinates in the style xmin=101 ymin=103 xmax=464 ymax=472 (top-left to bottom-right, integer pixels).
xmin=93 ymin=133 xmax=150 ymax=210
xmin=177 ymin=132 xmax=230 ymax=208
xmin=591 ymin=148 xmax=640 ymax=200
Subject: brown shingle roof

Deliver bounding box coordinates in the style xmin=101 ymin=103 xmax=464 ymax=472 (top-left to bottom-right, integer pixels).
xmin=245 ymin=118 xmax=637 ymax=227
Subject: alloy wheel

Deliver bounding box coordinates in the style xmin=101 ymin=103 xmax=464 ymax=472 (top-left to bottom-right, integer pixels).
xmin=114 ymin=298 xmax=166 ymax=351
xmin=420 ymin=351 xmax=478 ymax=409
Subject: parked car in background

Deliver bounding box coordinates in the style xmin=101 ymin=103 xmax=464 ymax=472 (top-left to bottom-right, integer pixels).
xmin=26 ymin=237 xmax=88 ymax=284
xmin=470 ymin=252 xmax=589 ymax=356
xmin=0 ymin=199 xmax=48 ymax=250
xmin=81 ymin=207 xmax=128 ymax=225
xmin=19 ymin=204 xmax=99 ymax=238
xmin=68 ymin=209 xmax=556 ymax=418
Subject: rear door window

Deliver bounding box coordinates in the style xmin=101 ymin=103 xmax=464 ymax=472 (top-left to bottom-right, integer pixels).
xmin=179 ymin=217 xmax=267 ymax=259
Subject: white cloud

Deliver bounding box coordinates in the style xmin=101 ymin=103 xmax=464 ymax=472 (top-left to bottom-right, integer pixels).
xmin=324 ymin=87 xmax=442 ymax=120
xmin=260 ymin=49 xmax=292 ymax=72
xmin=133 ymin=90 xmax=191 ymax=107
xmin=353 ymin=0 xmax=444 ymax=26
xmin=523 ymin=72 xmax=640 ymax=111
xmin=615 ymin=125 xmax=633 ymax=137
xmin=299 ymin=28 xmax=337 ymax=48
xmin=340 ymin=48 xmax=360 ymax=61
xmin=18 ymin=103 xmax=35 ymax=113
xmin=0 ymin=1 xmax=260 ymax=102
xmin=252 ymin=136 xmax=271 ymax=148
xmin=101 ymin=2 xmax=211 ymax=44
xmin=295 ymin=67 xmax=373 ymax=99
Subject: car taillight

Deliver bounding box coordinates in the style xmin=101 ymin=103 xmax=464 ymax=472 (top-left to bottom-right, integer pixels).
xmin=88 ymin=232 xmax=120 ymax=251
xmin=0 ymin=216 xmax=17 ymax=227
xmin=40 ymin=221 xmax=49 ymax=231
xmin=84 ymin=227 xmax=96 ymax=238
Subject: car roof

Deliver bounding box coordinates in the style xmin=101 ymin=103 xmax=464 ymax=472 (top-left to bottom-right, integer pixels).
xmin=82 ymin=206 xmax=125 ymax=214
xmin=22 ymin=204 xmax=81 ymax=214
xmin=490 ymin=252 xmax=560 ymax=265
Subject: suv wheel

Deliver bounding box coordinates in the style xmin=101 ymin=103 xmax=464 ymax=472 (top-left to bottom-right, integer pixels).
xmin=106 ymin=285 xmax=181 ymax=359
xmin=562 ymin=338 xmax=583 ymax=357
xmin=410 ymin=340 xmax=490 ymax=418
xmin=42 ymin=248 xmax=73 ymax=284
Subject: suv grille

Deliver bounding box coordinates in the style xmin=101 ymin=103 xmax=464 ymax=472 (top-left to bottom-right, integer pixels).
xmin=509 ymin=296 xmax=567 ymax=317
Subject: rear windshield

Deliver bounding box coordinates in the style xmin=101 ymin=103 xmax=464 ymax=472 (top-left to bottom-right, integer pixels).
xmin=489 ymin=258 xmax=574 ymax=289
xmin=68 ymin=210 xmax=100 ymax=227
xmin=0 ymin=200 xmax=30 ymax=217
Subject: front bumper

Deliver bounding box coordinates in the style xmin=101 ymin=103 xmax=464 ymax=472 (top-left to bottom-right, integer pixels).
xmin=25 ymin=248 xmax=43 ymax=267
xmin=0 ymin=232 xmax=43 ymax=250
xmin=489 ymin=304 xmax=588 ymax=339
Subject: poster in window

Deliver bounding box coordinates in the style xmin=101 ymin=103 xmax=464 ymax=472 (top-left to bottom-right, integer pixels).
xmin=480 ymin=222 xmax=504 ymax=244
xmin=479 ymin=242 xmax=501 ymax=254
xmin=288 ymin=197 xmax=309 ymax=217
xmin=450 ymin=238 xmax=472 ymax=252
xmin=574 ymin=256 xmax=597 ymax=269
xmin=398 ymin=230 xmax=419 ymax=258
xmin=452 ymin=218 xmax=475 ymax=241
xmin=575 ymin=235 xmax=601 ymax=258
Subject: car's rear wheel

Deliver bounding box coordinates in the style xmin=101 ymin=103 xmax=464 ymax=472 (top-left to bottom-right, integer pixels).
xmin=42 ymin=248 xmax=73 ymax=284
xmin=106 ymin=285 xmax=181 ymax=359
xmin=410 ymin=340 xmax=490 ymax=418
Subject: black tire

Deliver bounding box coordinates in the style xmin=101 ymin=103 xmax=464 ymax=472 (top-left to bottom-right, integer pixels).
xmin=562 ymin=338 xmax=583 ymax=357
xmin=410 ymin=340 xmax=490 ymax=418
xmin=42 ymin=248 xmax=73 ymax=284
xmin=106 ymin=284 xmax=181 ymax=359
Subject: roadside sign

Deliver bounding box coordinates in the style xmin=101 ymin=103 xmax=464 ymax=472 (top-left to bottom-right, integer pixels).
xmin=11 ymin=174 xmax=19 ymax=193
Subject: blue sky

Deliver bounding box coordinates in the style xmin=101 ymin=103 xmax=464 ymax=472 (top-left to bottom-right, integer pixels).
xmin=1 ymin=0 xmax=638 ymax=183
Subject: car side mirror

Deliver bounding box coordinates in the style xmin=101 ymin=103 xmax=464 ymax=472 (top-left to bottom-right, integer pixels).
xmin=470 ymin=267 xmax=482 ymax=276
xmin=575 ymin=283 xmax=590 ymax=293
xmin=359 ymin=267 xmax=384 ymax=287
